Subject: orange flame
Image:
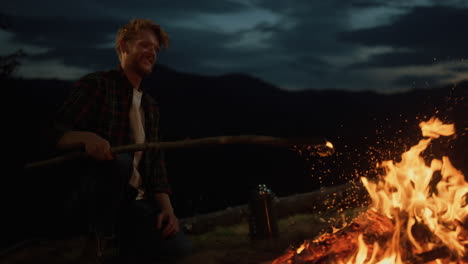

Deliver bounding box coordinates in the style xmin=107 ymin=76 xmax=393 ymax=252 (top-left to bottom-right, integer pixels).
xmin=285 ymin=117 xmax=467 ymax=264
xmin=355 ymin=117 xmax=467 ymax=263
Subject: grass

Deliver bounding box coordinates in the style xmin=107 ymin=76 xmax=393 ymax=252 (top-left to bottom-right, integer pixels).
xmin=178 ymin=206 xmax=366 ymax=264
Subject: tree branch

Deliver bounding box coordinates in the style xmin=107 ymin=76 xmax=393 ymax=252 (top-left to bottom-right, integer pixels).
xmin=24 ymin=135 xmax=332 ymax=171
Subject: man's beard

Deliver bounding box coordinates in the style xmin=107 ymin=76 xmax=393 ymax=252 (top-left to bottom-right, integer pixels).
xmin=131 ymin=56 xmax=154 ymax=77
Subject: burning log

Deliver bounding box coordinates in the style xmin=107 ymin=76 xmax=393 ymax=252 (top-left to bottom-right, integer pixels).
xmin=272 ymin=209 xmax=468 ymax=264
xmin=272 ymin=210 xmax=394 ymax=264
xmin=24 ymin=135 xmax=332 ymax=170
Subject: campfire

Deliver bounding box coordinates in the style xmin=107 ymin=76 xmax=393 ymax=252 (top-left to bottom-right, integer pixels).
xmin=272 ymin=117 xmax=468 ymax=264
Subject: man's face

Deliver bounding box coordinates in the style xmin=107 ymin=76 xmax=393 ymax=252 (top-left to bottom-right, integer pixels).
xmin=123 ymin=29 xmax=160 ymax=77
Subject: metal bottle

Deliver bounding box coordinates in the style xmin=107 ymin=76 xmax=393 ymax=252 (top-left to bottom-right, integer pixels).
xmin=248 ymin=184 xmax=279 ymax=240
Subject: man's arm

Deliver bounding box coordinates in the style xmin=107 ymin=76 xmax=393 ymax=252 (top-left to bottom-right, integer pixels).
xmin=154 ymin=192 xmax=179 ymax=238
xmin=57 ymin=131 xmax=114 ymax=161
xmin=51 ymin=76 xmax=113 ymax=161
xmin=154 ymin=192 xmax=174 ymax=213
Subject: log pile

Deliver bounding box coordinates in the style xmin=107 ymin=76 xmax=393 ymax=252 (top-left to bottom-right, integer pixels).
xmin=179 ymin=182 xmax=368 ymax=235
xmin=271 ymin=210 xmax=468 ymax=264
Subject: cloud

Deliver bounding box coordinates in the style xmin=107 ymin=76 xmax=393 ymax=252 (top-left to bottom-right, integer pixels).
xmin=337 ymin=60 xmax=468 ymax=93
xmin=340 ymin=6 xmax=468 ymax=67
xmin=15 ymin=58 xmax=90 ymax=80
xmin=2 ymin=1 xmax=468 ymax=92
xmin=3 ymin=15 xmax=125 ymax=75
xmin=2 ymin=1 xmax=103 ymax=18
xmin=2 ymin=0 xmax=249 ymax=18
xmin=30 ymin=47 xmax=118 ymax=71
xmin=9 ymin=16 xmax=124 ymax=49
xmin=96 ymin=0 xmax=249 ymax=16
xmin=2 ymin=4 xmax=283 ymax=80
xmin=0 ymin=30 xmax=50 ymax=55
xmin=351 ymin=51 xmax=439 ymax=68
xmin=392 ymin=73 xmax=454 ymax=88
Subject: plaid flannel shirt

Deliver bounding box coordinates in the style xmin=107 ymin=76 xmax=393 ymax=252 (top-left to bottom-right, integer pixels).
xmin=52 ymin=67 xmax=171 ymax=196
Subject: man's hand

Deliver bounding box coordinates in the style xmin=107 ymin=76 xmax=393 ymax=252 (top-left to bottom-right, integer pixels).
xmin=156 ymin=209 xmax=179 ymax=239
xmin=57 ymin=131 xmax=114 ymax=161
xmin=82 ymin=132 xmax=114 ymax=161
xmin=154 ymin=193 xmax=179 ymax=238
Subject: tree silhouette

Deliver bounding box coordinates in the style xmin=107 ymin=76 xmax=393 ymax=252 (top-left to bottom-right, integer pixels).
xmin=0 ymin=13 xmax=25 ymax=79
xmin=0 ymin=50 xmax=25 ymax=79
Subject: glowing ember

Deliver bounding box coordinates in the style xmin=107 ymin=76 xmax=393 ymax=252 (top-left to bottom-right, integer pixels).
xmin=272 ymin=117 xmax=468 ymax=264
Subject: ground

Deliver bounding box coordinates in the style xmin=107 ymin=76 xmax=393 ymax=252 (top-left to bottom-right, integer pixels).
xmin=1 ymin=207 xmax=366 ymax=264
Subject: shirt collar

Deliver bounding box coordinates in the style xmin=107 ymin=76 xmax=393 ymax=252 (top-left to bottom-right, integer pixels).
xmin=117 ymin=65 xmax=149 ymax=93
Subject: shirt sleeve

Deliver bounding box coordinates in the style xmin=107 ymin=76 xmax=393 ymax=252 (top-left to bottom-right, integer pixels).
xmin=141 ymin=97 xmax=172 ymax=196
xmin=46 ymin=76 xmax=102 ymax=151
xmin=148 ymin=125 xmax=172 ymax=195
xmin=154 ymin=149 xmax=172 ymax=194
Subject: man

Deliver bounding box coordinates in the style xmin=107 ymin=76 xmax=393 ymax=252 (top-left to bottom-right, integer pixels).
xmin=49 ymin=19 xmax=192 ymax=263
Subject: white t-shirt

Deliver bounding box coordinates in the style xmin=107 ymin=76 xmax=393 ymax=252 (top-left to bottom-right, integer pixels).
xmin=128 ymin=88 xmax=146 ymax=200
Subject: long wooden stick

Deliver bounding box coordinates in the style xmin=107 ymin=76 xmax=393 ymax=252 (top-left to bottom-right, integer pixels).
xmin=24 ymin=135 xmax=332 ymax=171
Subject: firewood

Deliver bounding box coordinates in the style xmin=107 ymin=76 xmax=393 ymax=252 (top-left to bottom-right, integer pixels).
xmin=271 ymin=209 xmax=468 ymax=264
xmin=272 ymin=210 xmax=394 ymax=264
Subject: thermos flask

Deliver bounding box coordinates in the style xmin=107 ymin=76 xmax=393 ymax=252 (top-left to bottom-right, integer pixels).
xmin=248 ymin=184 xmax=279 ymax=240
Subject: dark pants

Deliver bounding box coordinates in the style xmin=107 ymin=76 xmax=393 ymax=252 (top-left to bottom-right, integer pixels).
xmin=63 ymin=154 xmax=192 ymax=263
xmin=117 ymin=199 xmax=193 ymax=263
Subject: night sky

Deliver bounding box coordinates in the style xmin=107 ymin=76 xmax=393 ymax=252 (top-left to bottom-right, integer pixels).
xmin=2 ymin=0 xmax=468 ymax=93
